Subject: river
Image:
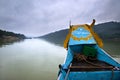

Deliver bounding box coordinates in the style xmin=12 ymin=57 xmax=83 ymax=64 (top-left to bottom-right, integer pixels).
xmin=0 ymin=39 xmax=120 ymax=80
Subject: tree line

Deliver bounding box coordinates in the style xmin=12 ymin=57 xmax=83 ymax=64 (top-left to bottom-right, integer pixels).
xmin=0 ymin=29 xmax=26 ymax=39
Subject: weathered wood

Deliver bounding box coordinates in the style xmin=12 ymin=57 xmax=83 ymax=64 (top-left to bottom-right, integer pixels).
xmin=70 ymin=66 xmax=113 ymax=69
xmin=70 ymin=60 xmax=114 ymax=71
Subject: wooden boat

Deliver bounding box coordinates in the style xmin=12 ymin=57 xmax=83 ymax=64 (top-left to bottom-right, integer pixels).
xmin=57 ymin=19 xmax=120 ymax=80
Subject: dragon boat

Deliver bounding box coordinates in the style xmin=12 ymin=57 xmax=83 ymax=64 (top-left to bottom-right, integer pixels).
xmin=57 ymin=19 xmax=120 ymax=80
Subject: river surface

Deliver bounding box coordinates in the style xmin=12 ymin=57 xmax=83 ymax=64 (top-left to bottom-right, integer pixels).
xmin=0 ymin=39 xmax=120 ymax=80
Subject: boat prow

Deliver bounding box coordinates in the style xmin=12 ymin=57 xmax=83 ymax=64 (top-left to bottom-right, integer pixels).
xmin=57 ymin=20 xmax=120 ymax=80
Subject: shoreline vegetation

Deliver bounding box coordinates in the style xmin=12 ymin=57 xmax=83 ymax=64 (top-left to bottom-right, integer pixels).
xmin=0 ymin=29 xmax=26 ymax=46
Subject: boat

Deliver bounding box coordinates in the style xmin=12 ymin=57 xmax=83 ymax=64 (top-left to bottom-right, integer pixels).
xmin=57 ymin=19 xmax=120 ymax=80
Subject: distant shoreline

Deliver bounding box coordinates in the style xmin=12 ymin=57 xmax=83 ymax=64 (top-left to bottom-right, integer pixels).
xmin=0 ymin=36 xmax=25 ymax=47
xmin=0 ymin=29 xmax=26 ymax=47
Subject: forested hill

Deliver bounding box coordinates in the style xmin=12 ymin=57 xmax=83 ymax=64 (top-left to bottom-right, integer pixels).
xmin=0 ymin=29 xmax=26 ymax=39
xmin=39 ymin=21 xmax=120 ymax=46
xmin=0 ymin=29 xmax=26 ymax=45
xmin=94 ymin=22 xmax=120 ymax=39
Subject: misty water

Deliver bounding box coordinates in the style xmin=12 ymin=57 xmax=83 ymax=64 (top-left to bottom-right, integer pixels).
xmin=0 ymin=39 xmax=120 ymax=80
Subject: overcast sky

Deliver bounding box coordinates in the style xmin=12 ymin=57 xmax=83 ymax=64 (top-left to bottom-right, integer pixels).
xmin=0 ymin=0 xmax=120 ymax=37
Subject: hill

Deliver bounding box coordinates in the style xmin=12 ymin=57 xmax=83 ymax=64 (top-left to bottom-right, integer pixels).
xmin=94 ymin=22 xmax=120 ymax=39
xmin=0 ymin=29 xmax=26 ymax=46
xmin=39 ymin=21 xmax=120 ymax=46
xmin=39 ymin=29 xmax=69 ymax=46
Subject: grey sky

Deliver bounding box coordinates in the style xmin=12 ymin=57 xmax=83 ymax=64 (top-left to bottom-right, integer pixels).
xmin=0 ymin=0 xmax=120 ymax=37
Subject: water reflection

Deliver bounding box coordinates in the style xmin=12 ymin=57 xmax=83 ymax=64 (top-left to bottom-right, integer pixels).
xmin=0 ymin=39 xmax=66 ymax=80
xmin=0 ymin=39 xmax=120 ymax=80
xmin=0 ymin=39 xmax=25 ymax=48
xmin=103 ymin=40 xmax=120 ymax=56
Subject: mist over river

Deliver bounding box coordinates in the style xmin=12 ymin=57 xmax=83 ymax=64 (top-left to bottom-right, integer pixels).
xmin=0 ymin=39 xmax=120 ymax=80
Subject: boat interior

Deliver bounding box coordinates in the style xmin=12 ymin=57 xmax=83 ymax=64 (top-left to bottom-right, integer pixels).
xmin=69 ymin=45 xmax=114 ymax=72
xmin=71 ymin=57 xmax=114 ymax=71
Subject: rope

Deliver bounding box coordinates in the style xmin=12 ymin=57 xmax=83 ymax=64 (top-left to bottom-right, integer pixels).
xmin=82 ymin=56 xmax=104 ymax=68
xmin=74 ymin=54 xmax=105 ymax=68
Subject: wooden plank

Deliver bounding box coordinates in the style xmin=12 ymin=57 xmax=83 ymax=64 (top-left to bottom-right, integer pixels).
xmin=70 ymin=66 xmax=113 ymax=69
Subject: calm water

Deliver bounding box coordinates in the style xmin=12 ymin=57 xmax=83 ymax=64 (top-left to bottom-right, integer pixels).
xmin=0 ymin=39 xmax=120 ymax=80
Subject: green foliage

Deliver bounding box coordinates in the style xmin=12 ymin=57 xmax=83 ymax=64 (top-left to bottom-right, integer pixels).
xmin=0 ymin=29 xmax=26 ymax=39
xmin=0 ymin=29 xmax=26 ymax=47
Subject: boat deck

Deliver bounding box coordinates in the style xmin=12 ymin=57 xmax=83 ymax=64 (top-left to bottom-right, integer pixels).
xmin=70 ymin=59 xmax=114 ymax=71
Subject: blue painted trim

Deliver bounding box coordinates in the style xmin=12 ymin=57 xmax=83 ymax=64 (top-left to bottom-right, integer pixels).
xmin=95 ymin=45 xmax=120 ymax=68
xmin=58 ymin=71 xmax=120 ymax=80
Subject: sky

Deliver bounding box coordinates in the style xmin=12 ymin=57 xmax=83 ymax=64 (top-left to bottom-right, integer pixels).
xmin=0 ymin=0 xmax=120 ymax=37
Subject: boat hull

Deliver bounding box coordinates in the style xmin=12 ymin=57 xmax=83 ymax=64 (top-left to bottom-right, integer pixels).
xmin=58 ymin=71 xmax=120 ymax=80
xmin=58 ymin=21 xmax=120 ymax=80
